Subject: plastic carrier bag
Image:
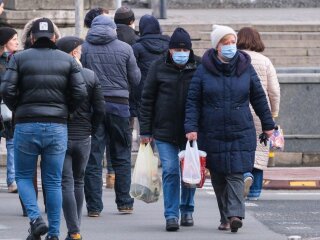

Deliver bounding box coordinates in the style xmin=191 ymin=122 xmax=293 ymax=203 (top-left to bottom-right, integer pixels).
xmin=269 ymin=125 xmax=285 ymax=151
xmin=179 ymin=141 xmax=206 ymax=187
xmin=130 ymin=143 xmax=162 ymax=203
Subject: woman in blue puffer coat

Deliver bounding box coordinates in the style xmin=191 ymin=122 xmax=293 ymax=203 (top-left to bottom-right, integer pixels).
xmin=185 ymin=25 xmax=274 ymax=233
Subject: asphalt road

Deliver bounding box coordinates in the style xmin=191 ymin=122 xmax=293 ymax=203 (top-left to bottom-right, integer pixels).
xmin=0 ymin=177 xmax=319 ymax=240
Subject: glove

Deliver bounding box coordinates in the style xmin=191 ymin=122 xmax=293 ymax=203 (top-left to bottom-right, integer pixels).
xmin=259 ymin=132 xmax=268 ymax=146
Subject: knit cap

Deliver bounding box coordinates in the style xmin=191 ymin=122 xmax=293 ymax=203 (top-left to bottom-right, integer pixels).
xmin=169 ymin=27 xmax=192 ymax=50
xmin=0 ymin=27 xmax=17 ymax=46
xmin=114 ymin=6 xmax=135 ymax=25
xmin=210 ymin=25 xmax=237 ymax=49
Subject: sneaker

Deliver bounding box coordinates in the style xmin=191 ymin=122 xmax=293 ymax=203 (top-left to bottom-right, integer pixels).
xmin=180 ymin=213 xmax=194 ymax=226
xmin=243 ymin=176 xmax=253 ymax=198
xmin=8 ymin=181 xmax=18 ymax=193
xmin=106 ymin=173 xmax=115 ymax=189
xmin=117 ymin=206 xmax=133 ymax=214
xmin=166 ymin=218 xmax=179 ymax=231
xmin=87 ymin=211 xmax=100 ymax=217
xmin=45 ymin=236 xmax=59 ymax=240
xmin=65 ymin=233 xmax=82 ymax=240
xmin=27 ymin=216 xmax=48 ymax=240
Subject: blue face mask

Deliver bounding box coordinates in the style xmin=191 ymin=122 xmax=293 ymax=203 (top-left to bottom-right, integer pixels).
xmin=172 ymin=51 xmax=190 ymax=65
xmin=221 ymin=44 xmax=237 ymax=59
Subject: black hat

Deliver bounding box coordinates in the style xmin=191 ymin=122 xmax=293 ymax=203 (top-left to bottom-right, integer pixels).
xmin=31 ymin=18 xmax=54 ymax=39
xmin=114 ymin=6 xmax=135 ymax=25
xmin=0 ymin=27 xmax=17 ymax=46
xmin=56 ymin=36 xmax=84 ymax=54
xmin=169 ymin=27 xmax=192 ymax=50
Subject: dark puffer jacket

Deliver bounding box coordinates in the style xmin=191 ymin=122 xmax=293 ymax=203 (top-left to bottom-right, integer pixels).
xmin=132 ymin=15 xmax=170 ymax=113
xmin=68 ymin=67 xmax=105 ymax=140
xmin=0 ymin=39 xmax=87 ymax=124
xmin=82 ymin=16 xmax=141 ymax=99
xmin=185 ymin=49 xmax=274 ymax=174
xmin=140 ymin=51 xmax=201 ymax=146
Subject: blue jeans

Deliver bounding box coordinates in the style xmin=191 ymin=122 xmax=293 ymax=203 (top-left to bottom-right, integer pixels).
xmin=155 ymin=140 xmax=196 ymax=220
xmin=84 ymin=113 xmax=133 ymax=212
xmin=14 ymin=123 xmax=67 ymax=237
xmin=6 ymin=138 xmax=15 ymax=186
xmin=248 ymin=168 xmax=263 ymax=198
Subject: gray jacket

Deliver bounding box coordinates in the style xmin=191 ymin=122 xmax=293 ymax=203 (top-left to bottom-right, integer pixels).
xmin=81 ymin=16 xmax=141 ymax=98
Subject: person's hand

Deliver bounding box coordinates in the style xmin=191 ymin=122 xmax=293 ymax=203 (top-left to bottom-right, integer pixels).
xmin=140 ymin=136 xmax=153 ymax=144
xmin=263 ymin=129 xmax=274 ymax=138
xmin=186 ymin=132 xmax=197 ymax=141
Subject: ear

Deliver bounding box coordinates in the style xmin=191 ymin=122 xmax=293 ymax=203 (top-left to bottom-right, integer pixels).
xmin=51 ymin=34 xmax=56 ymax=43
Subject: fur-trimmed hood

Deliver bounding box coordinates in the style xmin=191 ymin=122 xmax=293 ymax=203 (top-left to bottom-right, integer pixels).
xmin=20 ymin=18 xmax=61 ymax=49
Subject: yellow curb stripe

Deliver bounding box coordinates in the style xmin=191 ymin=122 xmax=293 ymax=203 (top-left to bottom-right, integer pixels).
xmin=289 ymin=181 xmax=316 ymax=187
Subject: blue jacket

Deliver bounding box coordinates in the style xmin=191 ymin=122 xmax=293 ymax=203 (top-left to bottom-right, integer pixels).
xmin=185 ymin=49 xmax=274 ymax=174
xmin=81 ymin=16 xmax=141 ymax=99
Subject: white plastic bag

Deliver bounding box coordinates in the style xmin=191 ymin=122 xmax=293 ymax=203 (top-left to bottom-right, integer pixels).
xmin=130 ymin=143 xmax=162 ymax=203
xmin=1 ymin=101 xmax=12 ymax=122
xmin=181 ymin=141 xmax=201 ymax=185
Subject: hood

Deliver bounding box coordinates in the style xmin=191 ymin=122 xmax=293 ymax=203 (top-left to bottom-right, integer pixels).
xmin=202 ymin=49 xmax=251 ymax=76
xmin=139 ymin=14 xmax=161 ymax=36
xmin=21 ymin=17 xmax=61 ymax=49
xmin=138 ymin=34 xmax=170 ymax=54
xmin=86 ymin=15 xmax=117 ymax=45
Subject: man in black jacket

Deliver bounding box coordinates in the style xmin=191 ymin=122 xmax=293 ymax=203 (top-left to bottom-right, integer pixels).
xmin=57 ymin=36 xmax=105 ymax=240
xmin=139 ymin=27 xmax=201 ymax=232
xmin=1 ymin=18 xmax=87 ymax=240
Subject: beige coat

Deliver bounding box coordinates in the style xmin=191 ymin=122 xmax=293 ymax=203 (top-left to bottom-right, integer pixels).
xmin=244 ymin=50 xmax=281 ymax=170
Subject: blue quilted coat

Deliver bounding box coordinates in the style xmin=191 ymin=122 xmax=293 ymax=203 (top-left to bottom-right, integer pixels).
xmin=184 ymin=49 xmax=274 ymax=174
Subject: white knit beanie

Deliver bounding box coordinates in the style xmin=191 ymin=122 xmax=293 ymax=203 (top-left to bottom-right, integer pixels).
xmin=210 ymin=25 xmax=237 ymax=50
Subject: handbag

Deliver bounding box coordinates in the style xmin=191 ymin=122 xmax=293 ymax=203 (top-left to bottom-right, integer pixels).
xmin=179 ymin=141 xmax=207 ymax=188
xmin=0 ymin=101 xmax=12 ymax=122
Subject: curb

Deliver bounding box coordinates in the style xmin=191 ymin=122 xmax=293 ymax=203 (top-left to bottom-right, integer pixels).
xmin=263 ymin=179 xmax=320 ymax=190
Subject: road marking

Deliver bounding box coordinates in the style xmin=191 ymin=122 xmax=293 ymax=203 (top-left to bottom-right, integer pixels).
xmin=0 ymin=224 xmax=9 ymax=230
xmin=289 ymin=181 xmax=316 ymax=187
xmin=206 ymin=191 xmax=215 ymax=195
xmin=245 ymin=202 xmax=258 ymax=207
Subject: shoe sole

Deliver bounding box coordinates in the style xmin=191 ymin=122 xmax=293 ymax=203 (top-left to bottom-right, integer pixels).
xmin=180 ymin=221 xmax=194 ymax=227
xmin=118 ymin=210 xmax=133 ymax=214
xmin=166 ymin=225 xmax=179 ymax=231
xmin=230 ymin=219 xmax=242 ymax=233
xmin=244 ymin=177 xmax=253 ymax=198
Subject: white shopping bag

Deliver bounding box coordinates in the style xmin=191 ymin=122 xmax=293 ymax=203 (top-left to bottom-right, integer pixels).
xmin=181 ymin=141 xmax=201 ymax=185
xmin=130 ymin=143 xmax=162 ymax=203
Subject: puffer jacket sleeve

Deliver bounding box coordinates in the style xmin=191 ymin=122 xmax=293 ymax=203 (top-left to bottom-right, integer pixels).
xmin=126 ymin=47 xmax=141 ymax=87
xmin=139 ymin=60 xmax=158 ymax=136
xmin=1 ymin=55 xmax=19 ymax=111
xmin=266 ymin=58 xmax=280 ymax=118
xmin=68 ymin=58 xmax=87 ymax=112
xmin=91 ymin=72 xmax=105 ymax=134
xmin=249 ymin=65 xmax=275 ymax=131
xmin=184 ymin=66 xmax=203 ymax=133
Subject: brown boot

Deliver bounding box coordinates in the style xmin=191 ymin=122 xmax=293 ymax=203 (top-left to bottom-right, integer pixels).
xmin=106 ymin=173 xmax=115 ymax=189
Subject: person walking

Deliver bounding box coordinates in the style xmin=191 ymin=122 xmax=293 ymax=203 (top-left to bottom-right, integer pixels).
xmin=132 ymin=14 xmax=170 ymax=119
xmin=237 ymin=27 xmax=280 ymax=200
xmin=114 ymin=6 xmax=139 ymax=46
xmin=82 ymin=15 xmax=140 ymax=216
xmin=139 ymin=27 xmax=201 ymax=231
xmin=1 ymin=17 xmax=87 ymax=240
xmin=0 ymin=26 xmax=18 ymax=194
xmin=184 ymin=25 xmax=274 ymax=233
xmin=57 ymin=36 xmax=105 ymax=240
xmin=83 ymin=6 xmax=115 ymax=189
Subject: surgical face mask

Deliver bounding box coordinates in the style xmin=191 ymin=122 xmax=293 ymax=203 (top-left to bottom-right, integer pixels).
xmin=221 ymin=44 xmax=237 ymax=59
xmin=172 ymin=51 xmax=190 ymax=65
